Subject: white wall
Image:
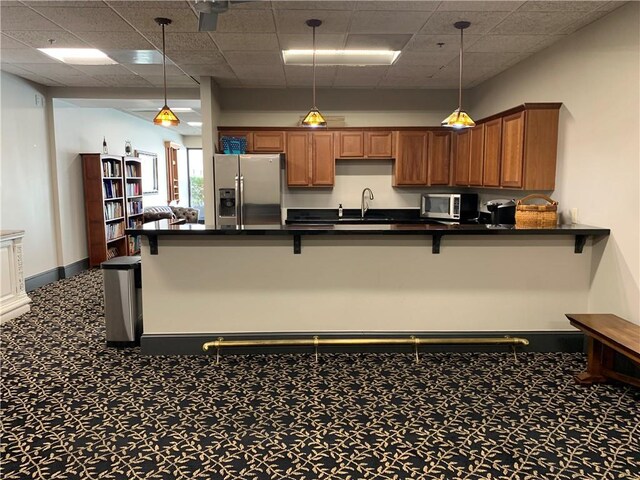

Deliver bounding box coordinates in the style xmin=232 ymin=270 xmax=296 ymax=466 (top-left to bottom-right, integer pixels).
xmin=183 ymin=136 xmax=202 ymax=149
xmin=52 ymin=102 xmax=185 ymax=265
xmin=0 ymin=72 xmax=59 ymax=277
xmin=469 ymin=2 xmax=639 ymax=323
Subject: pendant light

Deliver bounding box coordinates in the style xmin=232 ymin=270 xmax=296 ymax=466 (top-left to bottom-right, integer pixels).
xmin=441 ymin=21 xmax=475 ymax=129
xmin=301 ymin=19 xmax=327 ymax=128
xmin=153 ymin=17 xmax=180 ymax=127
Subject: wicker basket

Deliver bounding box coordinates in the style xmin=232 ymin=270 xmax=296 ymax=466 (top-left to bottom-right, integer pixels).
xmin=515 ymin=194 xmax=558 ymax=228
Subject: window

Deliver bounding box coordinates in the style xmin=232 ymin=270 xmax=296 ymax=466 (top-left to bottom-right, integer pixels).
xmin=186 ymin=148 xmax=204 ymax=220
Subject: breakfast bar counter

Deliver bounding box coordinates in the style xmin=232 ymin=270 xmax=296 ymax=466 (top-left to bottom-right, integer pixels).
xmin=128 ymin=220 xmax=609 ymax=355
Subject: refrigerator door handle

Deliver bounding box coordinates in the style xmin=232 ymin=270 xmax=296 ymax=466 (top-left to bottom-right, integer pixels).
xmin=234 ymin=174 xmax=240 ymax=226
xmin=240 ymin=175 xmax=245 ymax=228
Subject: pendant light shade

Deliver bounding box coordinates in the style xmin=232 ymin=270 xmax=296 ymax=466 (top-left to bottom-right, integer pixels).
xmin=442 ymin=21 xmax=475 ymax=129
xmin=301 ymin=19 xmax=326 ymax=128
xmin=153 ymin=17 xmax=180 ymax=127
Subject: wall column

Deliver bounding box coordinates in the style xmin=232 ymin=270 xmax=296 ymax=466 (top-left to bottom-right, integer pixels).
xmin=200 ymin=77 xmax=221 ymax=224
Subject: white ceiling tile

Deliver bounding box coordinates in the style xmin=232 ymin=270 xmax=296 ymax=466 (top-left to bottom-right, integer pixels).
xmin=1 ymin=68 xmax=64 ymax=86
xmin=517 ymin=1 xmax=605 ymax=11
xmin=0 ymin=48 xmax=59 ymax=63
xmin=2 ymin=30 xmax=89 ymax=49
xmin=395 ymin=50 xmax=458 ymax=66
xmin=431 ymin=62 xmax=498 ymax=82
xmin=491 ymin=11 xmax=589 ymax=34
xmin=140 ymin=74 xmax=199 ymax=86
xmin=356 ymin=1 xmax=439 ymax=11
xmin=73 ymin=31 xmax=155 ymax=50
xmin=437 ymin=1 xmax=524 ymax=11
xmin=12 ymin=62 xmax=84 ymax=76
xmin=122 ymin=63 xmax=183 ymax=75
xmin=458 ymin=51 xmax=521 ymax=66
xmin=51 ymin=76 xmax=111 ymax=87
xmin=274 ymin=10 xmax=352 ymax=34
xmin=377 ymin=76 xmax=435 ymax=88
xmin=24 ymin=1 xmax=110 ymax=7
xmin=344 ymin=34 xmax=413 ymax=50
xmin=232 ymin=64 xmax=285 ymax=79
xmin=284 ymin=65 xmax=336 ymax=86
xmin=556 ymin=10 xmax=611 ymax=34
xmin=1 ymin=63 xmax=31 ymax=75
xmin=385 ymin=64 xmax=442 ymax=80
xmin=211 ymin=33 xmax=280 ymax=51
xmin=216 ymin=77 xmax=242 ymax=87
xmin=105 ymin=1 xmax=192 ymax=8
xmin=30 ymin=6 xmax=137 ymax=32
xmin=225 ymin=51 xmax=282 ymax=66
xmin=215 ymin=10 xmax=277 ymax=33
xmin=166 ymin=49 xmax=226 ymax=65
xmin=404 ymin=33 xmax=481 ymax=52
xmin=71 ymin=64 xmax=138 ymax=75
xmin=145 ymin=32 xmax=218 ymax=50
xmin=273 ymin=1 xmax=355 ymax=10
xmin=97 ymin=74 xmax=155 ymax=87
xmin=350 ymin=10 xmax=432 ymax=34
xmin=107 ymin=7 xmax=197 ymax=32
xmin=468 ymin=34 xmax=553 ymax=53
xmin=0 ymin=6 xmax=64 ymax=31
xmin=223 ymin=0 xmax=272 ymax=9
xmin=596 ymin=1 xmax=628 ymax=11
xmin=421 ymin=10 xmax=512 ymax=34
xmin=277 ymin=33 xmax=346 ymax=49
xmin=1 ymin=34 xmax=29 ymax=49
xmin=180 ymin=63 xmax=237 ymax=78
xmin=333 ymin=65 xmax=389 ymax=87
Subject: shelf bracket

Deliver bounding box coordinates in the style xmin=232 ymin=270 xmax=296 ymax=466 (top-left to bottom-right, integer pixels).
xmin=432 ymin=233 xmax=442 ymax=254
xmin=293 ymin=235 xmax=301 ymax=254
xmin=149 ymin=236 xmax=158 ymax=255
xmin=574 ymin=235 xmax=587 ymax=254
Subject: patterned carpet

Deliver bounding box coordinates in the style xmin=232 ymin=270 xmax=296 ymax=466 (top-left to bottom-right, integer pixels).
xmin=1 ymin=270 xmax=639 ymax=480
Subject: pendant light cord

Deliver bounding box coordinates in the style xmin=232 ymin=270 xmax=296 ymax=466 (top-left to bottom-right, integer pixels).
xmin=458 ymin=26 xmax=463 ymax=111
xmin=162 ymin=22 xmax=167 ymax=105
xmin=312 ymin=25 xmax=317 ymax=108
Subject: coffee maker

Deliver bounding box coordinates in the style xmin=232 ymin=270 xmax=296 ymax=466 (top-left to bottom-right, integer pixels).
xmin=486 ymin=199 xmax=516 ymax=226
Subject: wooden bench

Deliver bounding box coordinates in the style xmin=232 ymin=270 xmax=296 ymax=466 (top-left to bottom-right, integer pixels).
xmin=566 ymin=313 xmax=640 ymax=387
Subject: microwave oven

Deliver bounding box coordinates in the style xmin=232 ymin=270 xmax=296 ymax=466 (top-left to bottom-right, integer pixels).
xmin=420 ymin=193 xmax=478 ymax=220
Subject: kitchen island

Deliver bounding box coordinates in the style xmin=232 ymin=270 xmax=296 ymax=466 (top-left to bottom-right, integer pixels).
xmin=129 ymin=220 xmax=609 ymax=355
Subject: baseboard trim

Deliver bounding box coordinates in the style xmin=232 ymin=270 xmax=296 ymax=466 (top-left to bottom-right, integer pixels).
xmin=140 ymin=331 xmax=585 ymax=356
xmin=25 ymin=258 xmax=90 ymax=292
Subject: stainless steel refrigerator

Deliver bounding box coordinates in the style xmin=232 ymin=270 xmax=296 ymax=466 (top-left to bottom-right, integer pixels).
xmin=213 ymin=154 xmax=282 ymax=228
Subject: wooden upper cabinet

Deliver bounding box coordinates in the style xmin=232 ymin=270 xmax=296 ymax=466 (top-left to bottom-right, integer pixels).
xmin=453 ymin=129 xmax=471 ymax=186
xmin=311 ymin=132 xmax=335 ymax=186
xmin=252 ymin=131 xmax=285 ymax=152
xmin=468 ymin=124 xmax=485 ymax=186
xmin=286 ymin=132 xmax=310 ymax=186
xmin=336 ymin=131 xmax=364 ymax=158
xmin=428 ymin=131 xmax=451 ymax=186
xmin=521 ymin=106 xmax=560 ymax=190
xmin=483 ymin=118 xmax=502 ymax=187
xmin=394 ymin=131 xmax=428 ymax=186
xmin=365 ymin=131 xmax=394 ymax=158
xmin=500 ymin=110 xmax=526 ymax=188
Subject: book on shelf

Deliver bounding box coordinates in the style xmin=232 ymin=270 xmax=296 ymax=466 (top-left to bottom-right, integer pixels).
xmin=125 ymin=163 xmax=141 ymax=177
xmin=104 ymin=202 xmax=123 ymax=220
xmin=102 ymin=160 xmax=122 ymax=178
xmin=126 ymin=182 xmax=142 ymax=196
xmin=106 ymin=221 xmax=125 ymax=241
xmin=127 ymin=200 xmax=143 ymax=215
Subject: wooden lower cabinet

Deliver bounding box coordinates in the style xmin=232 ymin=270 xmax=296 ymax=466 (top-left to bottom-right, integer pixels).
xmin=394 ymin=132 xmax=428 ymax=185
xmin=286 ymin=132 xmax=334 ymax=187
xmin=483 ymin=118 xmax=502 ymax=187
xmin=428 ymin=131 xmax=451 ymax=185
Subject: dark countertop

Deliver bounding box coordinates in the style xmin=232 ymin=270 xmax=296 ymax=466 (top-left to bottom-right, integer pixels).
xmin=128 ymin=219 xmax=609 ymax=237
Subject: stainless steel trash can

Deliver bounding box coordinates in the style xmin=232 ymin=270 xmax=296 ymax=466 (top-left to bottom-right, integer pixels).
xmin=101 ymin=256 xmax=142 ymax=347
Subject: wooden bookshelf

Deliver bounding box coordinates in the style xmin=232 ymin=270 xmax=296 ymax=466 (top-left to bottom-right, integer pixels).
xmin=81 ymin=154 xmax=128 ymax=267
xmin=124 ymin=156 xmax=143 ymax=255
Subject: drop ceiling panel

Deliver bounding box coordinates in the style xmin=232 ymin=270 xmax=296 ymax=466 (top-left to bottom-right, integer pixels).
xmin=517 ymin=1 xmax=606 ymax=11
xmin=214 ymin=10 xmax=277 ymax=33
xmin=107 ymin=7 xmax=197 ymax=32
xmin=274 ymin=10 xmax=352 ymax=34
xmin=29 ymin=6 xmax=135 ymax=32
xmin=277 ymin=33 xmax=346 ymax=50
xmin=395 ymin=51 xmax=459 ymax=67
xmin=98 ymin=74 xmax=155 ymax=87
xmin=0 ymin=6 xmax=63 ymax=31
xmin=123 ymin=63 xmax=183 ymax=76
xmin=404 ymin=34 xmax=481 ymax=52
xmin=179 ymin=63 xmax=237 ymax=78
xmin=3 ymin=30 xmax=88 ymax=48
xmin=344 ymin=34 xmax=412 ymax=50
xmin=225 ymin=51 xmax=283 ymax=66
xmin=437 ymin=1 xmax=524 ymax=11
xmin=0 ymin=48 xmax=58 ymax=63
xmin=71 ymin=64 xmax=136 ymax=75
xmin=72 ymin=31 xmax=156 ymax=50
xmin=468 ymin=34 xmax=561 ymax=52
xmin=105 ymin=1 xmax=192 ymax=9
xmin=211 ymin=33 xmax=280 ymax=51
xmin=333 ymin=65 xmax=389 ymax=87
xmin=421 ymin=10 xmax=512 ymax=34
xmin=140 ymin=74 xmax=198 ymax=87
xmin=284 ymin=65 xmax=336 ymax=86
xmin=1 ymin=33 xmax=29 ymax=49
xmin=355 ymin=1 xmax=439 ymax=11
xmin=273 ymin=1 xmax=355 ymax=10
xmin=166 ymin=50 xmax=226 ymax=65
xmin=349 ymin=11 xmax=433 ymax=34
xmin=145 ymin=32 xmax=218 ymax=51
xmin=491 ymin=11 xmax=588 ymax=34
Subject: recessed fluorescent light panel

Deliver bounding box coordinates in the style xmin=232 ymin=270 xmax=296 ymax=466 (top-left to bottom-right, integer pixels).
xmin=187 ymin=122 xmax=203 ymax=127
xmin=38 ymin=48 xmax=117 ymax=65
xmin=283 ymin=49 xmax=400 ymax=66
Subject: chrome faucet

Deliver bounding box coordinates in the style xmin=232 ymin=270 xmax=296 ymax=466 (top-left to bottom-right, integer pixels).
xmin=361 ymin=187 xmax=374 ymax=218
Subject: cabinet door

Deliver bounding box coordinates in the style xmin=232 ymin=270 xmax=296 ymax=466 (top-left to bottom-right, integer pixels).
xmin=468 ymin=124 xmax=485 ymax=186
xmin=394 ymin=132 xmax=428 ymax=185
xmin=500 ymin=111 xmax=525 ymax=188
xmin=453 ymin=129 xmax=470 ymax=186
xmin=483 ymin=118 xmax=502 ymax=187
xmin=311 ymin=132 xmax=335 ymax=186
xmin=428 ymin=131 xmax=451 ymax=185
xmin=252 ymin=131 xmax=285 ymax=152
xmin=336 ymin=131 xmax=364 ymax=157
xmin=365 ymin=131 xmax=394 ymax=158
xmin=286 ymin=132 xmax=310 ymax=186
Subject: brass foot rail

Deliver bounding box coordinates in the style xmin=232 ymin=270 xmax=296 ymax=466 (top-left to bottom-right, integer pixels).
xmin=202 ymin=335 xmax=530 ymax=365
